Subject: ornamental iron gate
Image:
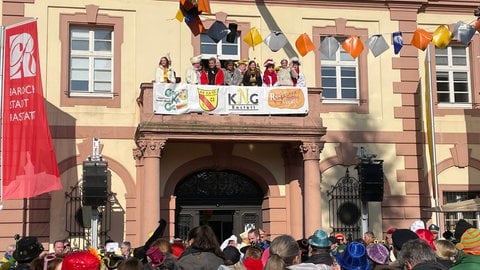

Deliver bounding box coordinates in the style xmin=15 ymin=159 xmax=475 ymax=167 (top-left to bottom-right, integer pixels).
xmin=328 ymin=169 xmax=361 ymax=241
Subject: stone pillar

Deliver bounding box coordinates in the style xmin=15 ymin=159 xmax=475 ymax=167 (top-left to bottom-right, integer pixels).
xmin=135 ymin=138 xmax=165 ymax=243
xmin=282 ymin=144 xmax=304 ymax=239
xmin=300 ymin=141 xmax=323 ymax=237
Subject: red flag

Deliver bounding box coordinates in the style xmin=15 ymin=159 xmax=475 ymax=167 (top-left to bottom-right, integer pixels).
xmin=2 ymin=20 xmax=62 ymax=199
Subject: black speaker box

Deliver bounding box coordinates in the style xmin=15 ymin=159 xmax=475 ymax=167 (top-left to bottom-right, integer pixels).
xmin=82 ymin=161 xmax=108 ymax=206
xmin=226 ymin=23 xmax=238 ymax=43
xmin=359 ymin=163 xmax=384 ymax=202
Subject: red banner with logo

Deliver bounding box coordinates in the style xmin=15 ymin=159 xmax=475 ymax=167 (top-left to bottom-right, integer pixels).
xmin=2 ymin=20 xmax=62 ymax=199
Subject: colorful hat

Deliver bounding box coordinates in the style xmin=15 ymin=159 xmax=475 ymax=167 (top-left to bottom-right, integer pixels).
xmin=335 ymin=233 xmax=345 ymax=240
xmin=428 ymin=224 xmax=440 ymax=232
xmin=392 ymin=229 xmax=419 ymax=251
xmin=308 ymin=230 xmax=332 ymax=248
xmin=62 ymin=251 xmax=101 ymax=270
xmin=146 ymin=246 xmax=166 ymax=267
xmin=236 ymin=59 xmax=248 ymax=66
xmin=386 ymin=227 xmax=397 ymax=234
xmin=290 ymin=57 xmax=301 ymax=65
xmin=190 ymin=55 xmax=202 ymax=64
xmin=458 ymin=228 xmax=480 ymax=251
xmin=171 ymin=242 xmax=185 ymax=258
xmin=415 ymin=229 xmax=436 ymax=250
xmin=335 ymin=242 xmax=370 ymax=270
xmin=263 ymin=58 xmax=275 ymax=67
xmin=13 ymin=237 xmax=44 ymax=263
xmin=102 ymin=254 xmax=124 ymax=270
xmin=366 ymin=243 xmax=389 ymax=265
xmin=410 ymin=220 xmax=425 ymax=232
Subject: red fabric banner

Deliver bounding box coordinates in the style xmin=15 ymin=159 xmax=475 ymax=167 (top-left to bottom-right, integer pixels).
xmin=2 ymin=20 xmax=62 ymax=199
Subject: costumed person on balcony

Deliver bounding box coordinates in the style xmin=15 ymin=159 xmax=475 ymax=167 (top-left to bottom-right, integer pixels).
xmin=277 ymin=58 xmax=297 ymax=86
xmin=155 ymin=54 xmax=176 ymax=83
xmin=262 ymin=59 xmax=278 ymax=87
xmin=185 ymin=55 xmax=202 ymax=84
xmin=242 ymin=60 xmax=262 ymax=86
xmin=290 ymin=57 xmax=305 ymax=87
xmin=200 ymin=57 xmax=225 ymax=85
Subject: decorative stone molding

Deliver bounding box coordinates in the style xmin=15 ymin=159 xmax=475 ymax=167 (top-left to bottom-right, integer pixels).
xmin=134 ymin=139 xmax=166 ymax=159
xmin=299 ymin=142 xmax=324 ymax=160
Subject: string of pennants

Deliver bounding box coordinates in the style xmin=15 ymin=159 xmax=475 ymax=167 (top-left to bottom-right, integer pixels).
xmin=176 ymin=0 xmax=480 ymax=59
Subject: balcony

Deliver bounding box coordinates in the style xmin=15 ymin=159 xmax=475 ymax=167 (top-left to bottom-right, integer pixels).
xmin=135 ymin=83 xmax=326 ymax=144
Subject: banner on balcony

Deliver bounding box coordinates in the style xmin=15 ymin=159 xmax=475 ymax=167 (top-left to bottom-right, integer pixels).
xmin=153 ymin=83 xmax=309 ymax=115
xmin=1 ymin=20 xmax=62 ymax=199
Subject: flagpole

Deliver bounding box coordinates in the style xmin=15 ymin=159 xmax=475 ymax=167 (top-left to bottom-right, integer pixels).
xmin=426 ymin=46 xmax=440 ymax=225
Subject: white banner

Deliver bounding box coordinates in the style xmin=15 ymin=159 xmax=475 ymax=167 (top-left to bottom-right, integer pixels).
xmin=153 ymin=83 xmax=309 ymax=115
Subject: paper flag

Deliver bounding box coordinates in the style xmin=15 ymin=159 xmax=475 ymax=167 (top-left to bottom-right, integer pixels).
xmin=264 ymin=31 xmax=288 ymax=52
xmin=175 ymin=9 xmax=184 ymax=22
xmin=342 ymin=35 xmax=364 ymax=59
xmin=366 ymin=35 xmax=389 ymax=57
xmin=432 ymin=25 xmax=452 ymax=49
xmin=411 ymin=28 xmax=432 ymax=51
xmin=453 ymin=21 xmax=476 ymax=45
xmin=320 ymin=36 xmax=339 ymax=59
xmin=197 ymin=0 xmax=211 ymax=14
xmin=207 ymin=21 xmax=229 ymax=43
xmin=475 ymin=19 xmax=480 ymax=33
xmin=180 ymin=0 xmax=195 ymax=11
xmin=392 ymin=32 xmax=403 ymax=55
xmin=186 ymin=15 xmax=204 ymax=36
xmin=243 ymin=27 xmax=263 ymax=48
xmin=295 ymin=33 xmax=315 ymax=57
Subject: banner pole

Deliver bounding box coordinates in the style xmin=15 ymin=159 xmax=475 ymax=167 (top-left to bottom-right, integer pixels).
xmin=0 ymin=25 xmax=5 ymax=208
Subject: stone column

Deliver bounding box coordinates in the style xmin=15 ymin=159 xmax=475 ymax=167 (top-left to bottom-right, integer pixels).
xmin=282 ymin=144 xmax=304 ymax=239
xmin=299 ymin=141 xmax=323 ymax=237
xmin=135 ymin=138 xmax=165 ymax=243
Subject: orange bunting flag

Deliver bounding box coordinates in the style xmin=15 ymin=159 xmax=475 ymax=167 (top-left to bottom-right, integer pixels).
xmin=475 ymin=19 xmax=480 ymax=33
xmin=186 ymin=16 xmax=204 ymax=36
xmin=197 ymin=0 xmax=211 ymax=14
xmin=243 ymin=27 xmax=263 ymax=48
xmin=180 ymin=0 xmax=195 ymax=11
xmin=411 ymin=28 xmax=432 ymax=51
xmin=432 ymin=25 xmax=452 ymax=49
xmin=342 ymin=35 xmax=364 ymax=59
xmin=295 ymin=33 xmax=315 ymax=57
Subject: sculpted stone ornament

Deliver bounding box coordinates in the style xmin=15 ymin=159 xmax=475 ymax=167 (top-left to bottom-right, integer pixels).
xmin=299 ymin=142 xmax=324 ymax=160
xmin=134 ymin=139 xmax=166 ymax=159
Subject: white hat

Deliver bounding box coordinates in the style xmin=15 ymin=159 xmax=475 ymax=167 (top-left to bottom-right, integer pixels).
xmin=190 ymin=55 xmax=202 ymax=64
xmin=220 ymin=235 xmax=238 ymax=250
xmin=290 ymin=56 xmax=301 ymax=65
xmin=410 ymin=220 xmax=425 ymax=232
xmin=263 ymin=58 xmax=275 ymax=67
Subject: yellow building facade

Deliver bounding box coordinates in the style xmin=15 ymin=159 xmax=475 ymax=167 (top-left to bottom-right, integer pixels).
xmin=1 ymin=0 xmax=480 ymax=251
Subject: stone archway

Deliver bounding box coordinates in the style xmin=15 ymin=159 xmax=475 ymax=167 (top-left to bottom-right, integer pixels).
xmin=174 ymin=170 xmax=264 ymax=243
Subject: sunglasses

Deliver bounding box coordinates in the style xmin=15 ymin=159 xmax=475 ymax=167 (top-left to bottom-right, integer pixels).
xmin=43 ymin=254 xmax=56 ymax=270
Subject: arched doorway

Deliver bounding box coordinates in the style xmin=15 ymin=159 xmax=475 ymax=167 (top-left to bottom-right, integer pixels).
xmin=174 ymin=170 xmax=264 ymax=243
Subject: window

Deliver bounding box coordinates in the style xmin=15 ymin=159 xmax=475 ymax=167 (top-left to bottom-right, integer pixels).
xmin=200 ymin=33 xmax=240 ymax=60
xmin=69 ymin=27 xmax=113 ymax=97
xmin=320 ymin=37 xmax=359 ymax=103
xmin=443 ymin=191 xmax=480 ymax=231
xmin=435 ymin=46 xmax=471 ymax=106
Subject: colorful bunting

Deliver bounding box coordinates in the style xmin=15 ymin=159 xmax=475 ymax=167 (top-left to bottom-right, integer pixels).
xmin=243 ymin=27 xmax=263 ymax=48
xmin=295 ymin=33 xmax=315 ymax=57
xmin=320 ymin=36 xmax=339 ymax=59
xmin=207 ymin=21 xmax=229 ymax=43
xmin=197 ymin=0 xmax=211 ymax=14
xmin=175 ymin=9 xmax=184 ymax=22
xmin=432 ymin=25 xmax=452 ymax=49
xmin=342 ymin=35 xmax=364 ymax=59
xmin=264 ymin=31 xmax=288 ymax=52
xmin=411 ymin=29 xmax=432 ymax=51
xmin=475 ymin=19 xmax=480 ymax=33
xmin=366 ymin=35 xmax=389 ymax=57
xmin=392 ymin=32 xmax=403 ymax=55
xmin=186 ymin=15 xmax=204 ymax=36
xmin=453 ymin=21 xmax=476 ymax=45
xmin=180 ymin=0 xmax=195 ymax=11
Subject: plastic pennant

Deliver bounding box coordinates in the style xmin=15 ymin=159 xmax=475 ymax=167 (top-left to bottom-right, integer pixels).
xmin=175 ymin=9 xmax=184 ymax=22
xmin=186 ymin=15 xmax=204 ymax=36
xmin=243 ymin=27 xmax=263 ymax=48
xmin=295 ymin=33 xmax=315 ymax=57
xmin=432 ymin=25 xmax=452 ymax=49
xmin=475 ymin=19 xmax=480 ymax=33
xmin=366 ymin=35 xmax=389 ymax=57
xmin=264 ymin=31 xmax=288 ymax=52
xmin=197 ymin=0 xmax=211 ymax=14
xmin=342 ymin=35 xmax=364 ymax=59
xmin=392 ymin=31 xmax=403 ymax=55
xmin=453 ymin=21 xmax=476 ymax=45
xmin=180 ymin=0 xmax=195 ymax=11
xmin=207 ymin=21 xmax=229 ymax=43
xmin=411 ymin=28 xmax=432 ymax=51
xmin=320 ymin=36 xmax=339 ymax=59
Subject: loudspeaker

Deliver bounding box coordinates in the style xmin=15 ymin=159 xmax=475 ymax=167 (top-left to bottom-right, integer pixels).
xmin=226 ymin=23 xmax=238 ymax=43
xmin=358 ymin=163 xmax=384 ymax=202
xmin=82 ymin=161 xmax=108 ymax=206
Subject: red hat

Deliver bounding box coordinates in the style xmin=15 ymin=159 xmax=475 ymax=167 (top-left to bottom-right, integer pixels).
xmin=263 ymin=58 xmax=275 ymax=67
xmin=62 ymin=251 xmax=101 ymax=270
xmin=386 ymin=227 xmax=397 ymax=234
xmin=335 ymin=233 xmax=345 ymax=240
xmin=171 ymin=242 xmax=185 ymax=258
xmin=415 ymin=229 xmax=436 ymax=250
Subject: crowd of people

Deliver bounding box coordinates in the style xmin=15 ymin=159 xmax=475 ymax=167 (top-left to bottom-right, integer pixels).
xmin=1 ymin=218 xmax=480 ymax=270
xmin=156 ymin=54 xmax=306 ymax=87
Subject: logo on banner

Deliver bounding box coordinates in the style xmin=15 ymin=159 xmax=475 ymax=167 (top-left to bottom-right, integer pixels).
xmin=228 ymin=88 xmax=259 ymax=111
xmin=268 ymin=88 xmax=305 ymax=109
xmin=198 ymin=88 xmax=218 ymax=111
xmin=10 ymin=32 xmax=36 ymax=79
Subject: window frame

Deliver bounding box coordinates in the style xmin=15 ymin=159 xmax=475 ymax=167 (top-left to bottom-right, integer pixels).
xmin=60 ymin=5 xmax=124 ymax=108
xmin=200 ymin=33 xmax=241 ymax=61
xmin=313 ymin=19 xmax=369 ymax=114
